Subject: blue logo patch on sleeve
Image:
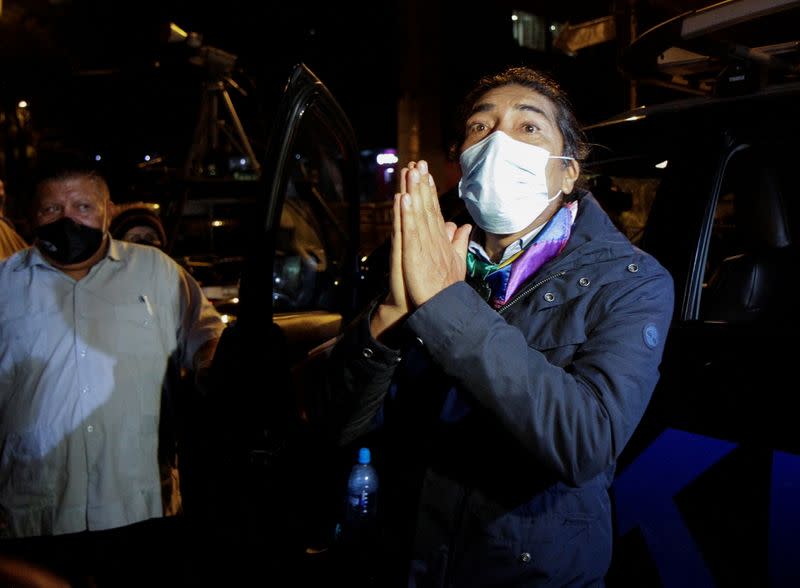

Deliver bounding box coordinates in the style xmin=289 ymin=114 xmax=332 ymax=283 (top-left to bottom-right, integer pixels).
xmin=643 ymin=323 xmax=659 ymax=349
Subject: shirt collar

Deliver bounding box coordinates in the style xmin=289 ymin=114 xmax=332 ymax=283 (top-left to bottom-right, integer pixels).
xmin=106 ymin=237 xmax=124 ymax=261
xmin=468 ymin=223 xmax=547 ymax=264
xmin=13 ymin=234 xmax=122 ymax=271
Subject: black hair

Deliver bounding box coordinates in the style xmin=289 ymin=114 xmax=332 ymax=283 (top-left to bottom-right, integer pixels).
xmin=29 ymin=150 xmax=110 ymax=216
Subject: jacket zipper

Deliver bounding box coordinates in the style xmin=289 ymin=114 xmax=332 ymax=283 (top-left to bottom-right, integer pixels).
xmin=498 ymin=270 xmax=567 ymax=315
xmin=440 ymin=270 xmax=567 ymax=582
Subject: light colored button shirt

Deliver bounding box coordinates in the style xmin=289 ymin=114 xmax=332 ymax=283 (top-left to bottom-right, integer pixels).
xmin=467 ymin=223 xmax=545 ymax=264
xmin=0 ymin=240 xmax=225 ymax=537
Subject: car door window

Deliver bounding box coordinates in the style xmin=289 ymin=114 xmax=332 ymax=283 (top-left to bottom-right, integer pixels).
xmin=273 ymin=103 xmax=353 ymax=313
xmin=699 ymin=146 xmax=794 ymax=323
xmin=587 ymin=172 xmax=660 ymax=245
xmin=584 ymin=155 xmax=665 ymax=247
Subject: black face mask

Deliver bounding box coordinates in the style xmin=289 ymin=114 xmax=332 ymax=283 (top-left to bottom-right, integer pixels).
xmin=35 ymin=217 xmax=105 ymax=265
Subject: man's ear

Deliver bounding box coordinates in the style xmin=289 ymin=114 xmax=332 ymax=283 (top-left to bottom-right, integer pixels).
xmin=561 ymin=159 xmax=580 ymax=195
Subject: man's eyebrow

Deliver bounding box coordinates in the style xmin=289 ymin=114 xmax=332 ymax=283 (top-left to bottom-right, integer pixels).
xmin=469 ymin=102 xmax=552 ymax=120
xmin=469 ymin=102 xmax=495 ymax=115
xmin=516 ymin=103 xmax=549 ymax=118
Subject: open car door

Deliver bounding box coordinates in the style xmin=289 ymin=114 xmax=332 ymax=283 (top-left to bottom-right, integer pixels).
xmin=179 ymin=63 xmax=363 ymax=581
xmin=236 ymin=61 xmax=362 ymax=360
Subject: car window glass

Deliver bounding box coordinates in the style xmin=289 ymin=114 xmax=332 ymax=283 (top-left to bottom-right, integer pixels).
xmin=169 ymin=196 xmax=255 ymax=320
xmin=699 ymin=146 xmax=794 ymax=322
xmin=584 ymin=157 xmax=664 ymax=246
xmin=273 ymin=102 xmax=353 ymax=313
xmin=172 ymin=197 xmax=255 ymax=258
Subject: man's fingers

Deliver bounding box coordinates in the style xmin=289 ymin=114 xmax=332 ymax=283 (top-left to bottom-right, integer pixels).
xmin=405 ymin=169 xmax=430 ymax=241
xmin=392 ymin=192 xmax=402 ymax=253
xmin=386 ymin=192 xmax=404 ymax=306
xmin=411 ymin=161 xmax=447 ymax=242
xmin=444 ymin=221 xmax=457 ymax=242
xmin=417 ymin=161 xmax=442 ymax=218
xmin=416 ymin=160 xmax=443 ymax=223
xmin=399 ymin=159 xmax=470 ymax=306
xmin=400 ymin=161 xmax=417 ymax=194
xmin=400 ymin=192 xmax=420 ymax=253
xmin=453 ymin=224 xmax=473 ymax=261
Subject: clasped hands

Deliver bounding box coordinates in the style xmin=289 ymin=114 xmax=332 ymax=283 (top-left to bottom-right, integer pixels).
xmin=371 ymin=160 xmax=472 ymax=340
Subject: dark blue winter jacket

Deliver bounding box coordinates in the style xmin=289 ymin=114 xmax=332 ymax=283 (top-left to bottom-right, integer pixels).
xmin=323 ymin=194 xmax=675 ymax=587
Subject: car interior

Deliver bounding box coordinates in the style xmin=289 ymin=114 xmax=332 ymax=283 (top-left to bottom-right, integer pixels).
xmin=700 ymin=146 xmax=794 ymax=323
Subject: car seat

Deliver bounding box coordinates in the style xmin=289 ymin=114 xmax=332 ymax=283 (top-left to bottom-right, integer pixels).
xmin=701 ymin=159 xmax=792 ymax=323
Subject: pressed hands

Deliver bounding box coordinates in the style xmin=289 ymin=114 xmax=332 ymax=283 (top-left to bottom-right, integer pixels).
xmin=370 ymin=160 xmax=472 ymax=341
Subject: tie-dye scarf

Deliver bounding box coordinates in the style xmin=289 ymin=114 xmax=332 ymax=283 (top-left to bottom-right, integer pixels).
xmin=467 ymin=201 xmax=577 ymax=309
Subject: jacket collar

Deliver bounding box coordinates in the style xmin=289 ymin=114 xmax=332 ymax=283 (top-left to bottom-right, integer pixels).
xmin=552 ymin=192 xmax=634 ymax=267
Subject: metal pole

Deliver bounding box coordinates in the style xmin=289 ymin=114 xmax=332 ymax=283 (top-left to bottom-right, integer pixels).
xmin=219 ymin=83 xmax=261 ymax=173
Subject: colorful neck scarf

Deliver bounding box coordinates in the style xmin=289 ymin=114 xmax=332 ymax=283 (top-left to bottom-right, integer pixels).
xmin=467 ymin=201 xmax=577 ymax=309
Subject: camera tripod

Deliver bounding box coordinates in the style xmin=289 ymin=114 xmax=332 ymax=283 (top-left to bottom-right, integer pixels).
xmin=183 ymin=73 xmax=262 ymax=179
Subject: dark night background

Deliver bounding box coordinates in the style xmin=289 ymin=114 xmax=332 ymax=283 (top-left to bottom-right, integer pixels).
xmin=0 ymin=0 xmax=707 ymax=204
xmin=2 ymin=1 xmax=401 ymax=172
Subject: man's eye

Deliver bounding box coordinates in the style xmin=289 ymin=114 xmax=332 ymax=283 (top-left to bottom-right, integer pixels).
xmin=468 ymin=122 xmax=487 ymax=134
xmin=523 ymin=124 xmax=539 ymax=133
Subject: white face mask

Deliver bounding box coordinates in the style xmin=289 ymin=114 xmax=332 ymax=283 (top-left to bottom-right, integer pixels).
xmin=458 ymin=130 xmax=573 ymax=234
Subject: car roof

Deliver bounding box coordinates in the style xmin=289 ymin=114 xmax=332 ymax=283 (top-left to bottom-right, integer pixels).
xmin=587 ymin=78 xmax=800 ymax=128
xmin=619 ymin=0 xmax=800 ymax=99
xmin=584 ymin=79 xmax=800 ymax=162
xmin=584 ymin=0 xmax=800 ymax=156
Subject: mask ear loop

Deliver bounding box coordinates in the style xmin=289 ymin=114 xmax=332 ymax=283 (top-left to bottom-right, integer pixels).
xmin=548 ymin=154 xmax=575 ymax=175
xmin=546 ymin=155 xmax=576 ymax=202
xmin=546 ymin=189 xmax=562 ymax=204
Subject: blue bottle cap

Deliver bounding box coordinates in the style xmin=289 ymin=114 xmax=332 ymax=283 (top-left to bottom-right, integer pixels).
xmin=358 ymin=447 xmax=371 ymax=464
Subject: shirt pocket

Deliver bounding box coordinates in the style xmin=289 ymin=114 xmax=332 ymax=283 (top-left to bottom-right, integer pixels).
xmin=92 ymin=303 xmax=170 ymax=418
xmin=96 ymin=302 xmax=167 ymax=356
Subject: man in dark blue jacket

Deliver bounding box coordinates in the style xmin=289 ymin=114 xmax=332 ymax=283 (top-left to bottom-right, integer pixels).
xmin=318 ymin=66 xmax=674 ymax=587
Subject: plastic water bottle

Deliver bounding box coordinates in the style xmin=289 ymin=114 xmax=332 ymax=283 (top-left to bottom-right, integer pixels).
xmin=336 ymin=447 xmax=380 ymax=584
xmin=345 ymin=447 xmax=378 ymax=532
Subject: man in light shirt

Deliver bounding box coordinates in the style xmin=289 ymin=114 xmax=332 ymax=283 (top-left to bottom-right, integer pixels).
xmin=0 ymin=160 xmax=225 ymax=585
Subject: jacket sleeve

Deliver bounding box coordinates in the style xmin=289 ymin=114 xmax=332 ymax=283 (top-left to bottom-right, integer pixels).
xmin=304 ymin=302 xmax=402 ymax=446
xmin=405 ymin=266 xmax=675 ymax=486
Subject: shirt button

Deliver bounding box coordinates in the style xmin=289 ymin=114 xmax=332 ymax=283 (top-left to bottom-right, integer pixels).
xmin=86 ymin=425 xmax=94 ymax=433
xmin=627 ymin=263 xmax=639 ymax=273
xmin=519 ymin=552 xmax=531 ymax=564
xmin=543 ymin=292 xmax=555 ymax=302
xmin=579 ymin=277 xmax=590 ymax=287
xmin=362 ymin=347 xmax=374 ymax=359
xmin=415 ymin=336 xmax=424 ymax=347
xmin=81 ymin=387 xmax=88 ymax=394
xmin=79 ymin=349 xmax=87 ymax=358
